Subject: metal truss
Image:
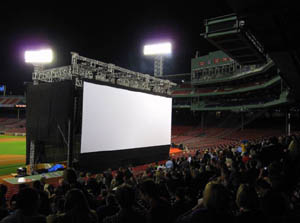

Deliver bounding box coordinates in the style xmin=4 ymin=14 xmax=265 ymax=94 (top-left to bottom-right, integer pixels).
xmin=32 ymin=52 xmax=176 ymax=95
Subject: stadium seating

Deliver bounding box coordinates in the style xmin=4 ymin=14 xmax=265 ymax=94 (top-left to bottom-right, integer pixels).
xmin=0 ymin=118 xmax=26 ymax=134
xmin=172 ymin=89 xmax=193 ymax=95
xmin=171 ymin=125 xmax=286 ymax=151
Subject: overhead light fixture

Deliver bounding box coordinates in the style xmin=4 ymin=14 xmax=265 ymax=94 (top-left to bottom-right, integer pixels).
xmin=25 ymin=49 xmax=53 ymax=64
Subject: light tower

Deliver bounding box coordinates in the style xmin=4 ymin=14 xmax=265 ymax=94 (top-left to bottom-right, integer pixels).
xmin=25 ymin=49 xmax=53 ymax=85
xmin=24 ymin=48 xmax=53 ymax=174
xmin=143 ymin=42 xmax=172 ymax=77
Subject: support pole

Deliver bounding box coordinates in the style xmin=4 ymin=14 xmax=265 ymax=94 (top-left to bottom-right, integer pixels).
xmin=285 ymin=109 xmax=291 ymax=136
xmin=33 ymin=64 xmax=44 ymax=85
xmin=67 ymin=119 xmax=72 ymax=167
xmin=29 ymin=140 xmax=35 ymax=174
xmin=154 ymin=55 xmax=163 ymax=77
xmin=287 ymin=112 xmax=291 ymax=136
xmin=67 ymin=96 xmax=76 ymax=168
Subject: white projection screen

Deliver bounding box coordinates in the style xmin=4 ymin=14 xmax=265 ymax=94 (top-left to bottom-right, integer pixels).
xmin=81 ymin=81 xmax=172 ymax=153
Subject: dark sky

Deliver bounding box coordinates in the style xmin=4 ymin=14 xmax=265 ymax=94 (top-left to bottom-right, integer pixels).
xmin=0 ymin=3 xmax=233 ymax=94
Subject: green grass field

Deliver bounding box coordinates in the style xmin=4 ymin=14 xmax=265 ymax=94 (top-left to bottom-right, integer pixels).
xmin=0 ymin=141 xmax=26 ymax=155
xmin=0 ymin=135 xmax=26 ymax=176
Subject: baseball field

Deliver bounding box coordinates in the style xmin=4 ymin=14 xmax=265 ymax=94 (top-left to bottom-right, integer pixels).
xmin=0 ymin=135 xmax=26 ymax=176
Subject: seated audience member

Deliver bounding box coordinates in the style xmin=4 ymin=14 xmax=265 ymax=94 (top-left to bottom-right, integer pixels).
xmin=176 ymin=181 xmax=234 ymax=223
xmin=235 ymin=184 xmax=266 ymax=223
xmin=165 ymin=158 xmax=174 ymax=169
xmin=1 ymin=188 xmax=46 ymax=223
xmin=139 ymin=179 xmax=173 ymax=223
xmin=104 ymin=169 xmax=113 ymax=189
xmin=57 ymin=168 xmax=82 ymax=195
xmin=47 ymin=195 xmax=65 ymax=223
xmin=103 ymin=184 xmax=146 ymax=223
xmin=260 ymin=189 xmax=290 ymax=223
xmin=242 ymin=151 xmax=250 ymax=164
xmin=0 ymin=184 xmax=8 ymax=221
xmin=77 ymin=172 xmax=86 ymax=185
xmin=62 ymin=168 xmax=80 ymax=187
xmin=97 ymin=194 xmax=119 ymax=222
xmin=0 ymin=184 xmax=7 ymax=209
xmin=0 ymin=208 xmax=8 ymax=222
xmin=115 ymin=168 xmax=125 ymax=186
xmin=8 ymin=194 xmax=18 ymax=214
xmin=56 ymin=188 xmax=98 ymax=223
xmin=44 ymin=184 xmax=55 ymax=199
xmin=172 ymin=187 xmax=193 ymax=220
xmin=33 ymin=180 xmax=50 ymax=216
xmin=255 ymin=178 xmax=271 ymax=198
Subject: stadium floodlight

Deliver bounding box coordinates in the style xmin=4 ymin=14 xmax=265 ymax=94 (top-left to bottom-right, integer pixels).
xmin=143 ymin=42 xmax=172 ymax=56
xmin=25 ymin=48 xmax=53 ymax=86
xmin=25 ymin=49 xmax=53 ymax=64
xmin=143 ymin=42 xmax=172 ymax=77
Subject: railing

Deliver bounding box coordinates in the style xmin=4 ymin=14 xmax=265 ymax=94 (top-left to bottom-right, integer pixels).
xmin=192 ymin=58 xmax=274 ymax=84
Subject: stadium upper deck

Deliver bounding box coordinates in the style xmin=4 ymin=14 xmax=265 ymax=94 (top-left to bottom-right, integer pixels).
xmin=168 ymin=50 xmax=291 ymax=111
xmin=165 ymin=13 xmax=294 ymax=112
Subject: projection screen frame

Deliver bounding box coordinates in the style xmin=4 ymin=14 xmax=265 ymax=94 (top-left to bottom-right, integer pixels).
xmin=79 ymin=79 xmax=172 ymax=172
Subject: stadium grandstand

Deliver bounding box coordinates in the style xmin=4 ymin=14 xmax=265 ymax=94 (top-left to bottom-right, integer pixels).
xmin=0 ymin=95 xmax=26 ymax=135
xmin=165 ymin=13 xmax=300 ymax=152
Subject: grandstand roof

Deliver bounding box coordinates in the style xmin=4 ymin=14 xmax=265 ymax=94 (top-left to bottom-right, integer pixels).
xmin=226 ymin=1 xmax=300 ymax=100
xmin=0 ymin=96 xmax=25 ymax=108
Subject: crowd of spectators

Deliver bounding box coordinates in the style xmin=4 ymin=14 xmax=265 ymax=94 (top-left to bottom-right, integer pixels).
xmin=1 ymin=134 xmax=300 ymax=223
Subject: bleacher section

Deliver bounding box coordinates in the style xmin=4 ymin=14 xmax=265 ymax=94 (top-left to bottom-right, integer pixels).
xmin=171 ymin=125 xmax=284 ymax=150
xmin=0 ymin=118 xmax=26 ymax=135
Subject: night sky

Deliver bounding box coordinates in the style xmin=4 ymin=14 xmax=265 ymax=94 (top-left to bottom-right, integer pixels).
xmin=0 ymin=3 xmax=233 ymax=94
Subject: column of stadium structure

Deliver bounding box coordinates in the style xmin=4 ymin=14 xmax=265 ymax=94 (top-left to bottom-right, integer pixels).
xmin=67 ymin=89 xmax=77 ymax=168
xmin=30 ymin=64 xmax=43 ymax=174
xmin=25 ymin=49 xmax=53 ymax=174
xmin=154 ymin=55 xmax=163 ymax=77
xmin=285 ymin=110 xmax=291 ymax=136
xmin=29 ymin=141 xmax=35 ymax=174
xmin=66 ymin=53 xmax=79 ymax=168
xmin=33 ymin=64 xmax=44 ymax=85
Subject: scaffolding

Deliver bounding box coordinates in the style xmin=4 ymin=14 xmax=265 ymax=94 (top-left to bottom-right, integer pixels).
xmin=32 ymin=52 xmax=176 ymax=95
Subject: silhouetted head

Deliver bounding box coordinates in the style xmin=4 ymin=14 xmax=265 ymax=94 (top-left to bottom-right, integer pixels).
xmin=138 ymin=179 xmax=159 ymax=201
xmin=63 ymin=168 xmax=77 ymax=185
xmin=236 ymin=184 xmax=259 ymax=210
xmin=115 ymin=184 xmax=135 ymax=209
xmin=64 ymin=188 xmax=90 ymax=213
xmin=17 ymin=188 xmax=40 ymax=215
xmin=203 ymin=182 xmax=230 ymax=212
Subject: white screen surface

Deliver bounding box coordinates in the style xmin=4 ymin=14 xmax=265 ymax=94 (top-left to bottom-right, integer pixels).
xmin=81 ymin=81 xmax=172 ymax=153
